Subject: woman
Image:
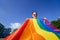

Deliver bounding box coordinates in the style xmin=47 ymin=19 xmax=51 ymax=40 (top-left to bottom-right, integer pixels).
xmin=32 ymin=11 xmax=37 ymax=18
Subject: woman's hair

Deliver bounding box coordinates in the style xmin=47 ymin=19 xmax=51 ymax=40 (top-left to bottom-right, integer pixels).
xmin=32 ymin=11 xmax=37 ymax=18
xmin=32 ymin=11 xmax=37 ymax=15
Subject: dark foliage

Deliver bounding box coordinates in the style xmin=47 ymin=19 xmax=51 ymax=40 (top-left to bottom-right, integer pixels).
xmin=0 ymin=23 xmax=11 ymax=38
xmin=51 ymin=18 xmax=60 ymax=29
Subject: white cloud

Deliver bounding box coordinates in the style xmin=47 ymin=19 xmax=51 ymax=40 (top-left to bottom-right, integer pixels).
xmin=9 ymin=23 xmax=21 ymax=33
xmin=9 ymin=23 xmax=21 ymax=29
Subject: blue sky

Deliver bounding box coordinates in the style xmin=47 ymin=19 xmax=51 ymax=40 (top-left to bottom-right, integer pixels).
xmin=0 ymin=0 xmax=60 ymax=28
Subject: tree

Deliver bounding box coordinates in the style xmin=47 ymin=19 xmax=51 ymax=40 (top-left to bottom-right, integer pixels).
xmin=51 ymin=18 xmax=60 ymax=29
xmin=0 ymin=23 xmax=11 ymax=38
xmin=0 ymin=23 xmax=4 ymax=38
xmin=3 ymin=28 xmax=11 ymax=37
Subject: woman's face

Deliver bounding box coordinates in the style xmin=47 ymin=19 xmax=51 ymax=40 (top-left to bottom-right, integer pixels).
xmin=32 ymin=12 xmax=37 ymax=18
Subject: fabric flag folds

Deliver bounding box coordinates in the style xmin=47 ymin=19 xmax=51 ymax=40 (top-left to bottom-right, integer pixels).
xmin=3 ymin=18 xmax=60 ymax=40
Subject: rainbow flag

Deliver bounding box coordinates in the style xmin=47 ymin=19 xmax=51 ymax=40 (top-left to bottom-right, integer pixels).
xmin=43 ymin=18 xmax=60 ymax=31
xmin=3 ymin=18 xmax=60 ymax=40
